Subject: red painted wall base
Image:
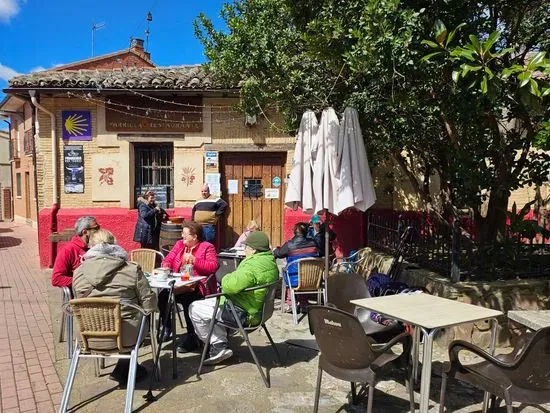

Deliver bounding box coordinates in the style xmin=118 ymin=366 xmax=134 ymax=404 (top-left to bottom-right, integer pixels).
xmin=38 ymin=207 xmax=367 ymax=268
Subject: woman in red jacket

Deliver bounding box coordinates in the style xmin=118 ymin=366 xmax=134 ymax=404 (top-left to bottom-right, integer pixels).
xmin=158 ymin=221 xmax=219 ymax=353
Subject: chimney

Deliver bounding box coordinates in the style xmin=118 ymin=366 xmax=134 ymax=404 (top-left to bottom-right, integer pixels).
xmin=130 ymin=38 xmax=151 ymax=61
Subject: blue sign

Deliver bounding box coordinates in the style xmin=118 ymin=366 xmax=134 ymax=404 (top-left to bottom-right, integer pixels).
xmin=62 ymin=111 xmax=92 ymax=141
xmin=272 ymin=176 xmax=282 ymax=187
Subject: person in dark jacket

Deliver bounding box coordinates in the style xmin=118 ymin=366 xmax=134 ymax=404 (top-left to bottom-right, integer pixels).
xmin=274 ymin=223 xmax=318 ymax=311
xmin=133 ymin=190 xmax=167 ymax=250
xmin=307 ymin=214 xmax=337 ymax=257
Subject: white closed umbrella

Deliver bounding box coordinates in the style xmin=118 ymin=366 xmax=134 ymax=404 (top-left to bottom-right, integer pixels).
xmin=286 ymin=106 xmax=377 ymax=304
xmin=337 ymin=107 xmax=376 ymax=214
xmin=285 ymin=110 xmax=318 ymax=213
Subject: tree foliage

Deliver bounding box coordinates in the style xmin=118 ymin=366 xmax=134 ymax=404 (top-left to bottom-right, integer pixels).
xmin=195 ymin=0 xmax=550 ymax=243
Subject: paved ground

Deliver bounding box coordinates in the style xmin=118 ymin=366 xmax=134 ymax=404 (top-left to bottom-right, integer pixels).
xmin=1 ymin=221 xmax=549 ymax=412
xmin=0 ymin=222 xmax=63 ymax=412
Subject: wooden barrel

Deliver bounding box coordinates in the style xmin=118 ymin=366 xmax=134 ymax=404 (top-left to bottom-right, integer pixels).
xmin=159 ymin=222 xmax=183 ymax=252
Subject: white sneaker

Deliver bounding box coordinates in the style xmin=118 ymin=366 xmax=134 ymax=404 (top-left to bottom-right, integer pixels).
xmin=204 ymin=346 xmax=233 ymax=365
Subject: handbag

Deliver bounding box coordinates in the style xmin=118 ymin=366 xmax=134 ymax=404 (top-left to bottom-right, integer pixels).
xmin=220 ymin=302 xmax=248 ymax=328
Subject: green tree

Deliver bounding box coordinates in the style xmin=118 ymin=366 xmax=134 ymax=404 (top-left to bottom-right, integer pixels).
xmin=195 ymin=0 xmax=550 ymax=244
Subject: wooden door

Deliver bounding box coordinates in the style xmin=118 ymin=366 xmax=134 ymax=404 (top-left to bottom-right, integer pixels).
xmin=220 ymin=152 xmax=286 ymax=249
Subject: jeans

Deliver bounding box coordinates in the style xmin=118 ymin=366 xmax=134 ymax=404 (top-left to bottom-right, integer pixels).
xmin=202 ymin=224 xmax=216 ymax=244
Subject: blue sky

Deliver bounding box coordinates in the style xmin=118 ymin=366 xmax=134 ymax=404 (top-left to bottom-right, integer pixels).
xmin=0 ymin=0 xmax=229 ymax=97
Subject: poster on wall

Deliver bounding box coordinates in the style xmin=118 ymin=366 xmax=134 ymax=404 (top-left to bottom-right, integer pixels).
xmin=63 ymin=145 xmax=84 ymax=194
xmin=205 ymin=172 xmax=221 ymax=195
xmin=62 ymin=111 xmax=92 ymax=141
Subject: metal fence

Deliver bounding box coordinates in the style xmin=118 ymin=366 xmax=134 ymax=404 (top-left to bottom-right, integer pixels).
xmin=366 ymin=209 xmax=550 ymax=282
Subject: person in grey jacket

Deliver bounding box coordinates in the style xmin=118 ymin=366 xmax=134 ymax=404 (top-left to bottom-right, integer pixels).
xmin=73 ymin=229 xmax=158 ymax=383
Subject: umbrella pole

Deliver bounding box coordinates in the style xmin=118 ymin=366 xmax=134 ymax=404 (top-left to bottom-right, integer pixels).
xmin=323 ymin=209 xmax=329 ymax=305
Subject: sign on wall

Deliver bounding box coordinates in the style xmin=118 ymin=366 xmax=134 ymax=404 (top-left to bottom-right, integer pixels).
xmin=62 ymin=111 xmax=92 ymax=141
xmin=105 ymin=96 xmax=203 ymax=133
xmin=205 ymin=151 xmax=219 ymax=168
xmin=63 ymin=145 xmax=84 ymax=193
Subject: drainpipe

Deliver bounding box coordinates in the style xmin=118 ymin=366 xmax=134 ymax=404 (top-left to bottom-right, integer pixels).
xmin=29 ymin=90 xmax=59 ymax=267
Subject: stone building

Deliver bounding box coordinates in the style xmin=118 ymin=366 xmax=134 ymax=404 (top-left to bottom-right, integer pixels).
xmin=1 ymin=42 xmax=373 ymax=268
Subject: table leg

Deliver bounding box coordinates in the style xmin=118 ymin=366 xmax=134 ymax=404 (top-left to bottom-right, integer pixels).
xmin=419 ymin=327 xmax=438 ymax=413
xmin=172 ymin=295 xmax=178 ymax=379
xmin=412 ymin=326 xmax=420 ymax=383
xmin=481 ymin=318 xmax=499 ymax=413
xmin=150 ymin=313 xmax=161 ymax=380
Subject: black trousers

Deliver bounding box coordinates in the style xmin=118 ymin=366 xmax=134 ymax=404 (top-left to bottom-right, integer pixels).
xmin=158 ymin=289 xmax=204 ymax=337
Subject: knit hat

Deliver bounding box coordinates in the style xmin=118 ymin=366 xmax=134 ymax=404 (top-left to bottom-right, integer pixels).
xmin=244 ymin=231 xmax=270 ymax=252
xmin=310 ymin=215 xmax=322 ymax=224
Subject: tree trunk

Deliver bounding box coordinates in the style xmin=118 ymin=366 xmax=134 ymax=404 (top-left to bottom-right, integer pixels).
xmin=483 ymin=189 xmax=510 ymax=243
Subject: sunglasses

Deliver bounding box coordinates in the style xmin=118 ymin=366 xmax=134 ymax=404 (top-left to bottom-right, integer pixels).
xmin=87 ymin=225 xmax=100 ymax=231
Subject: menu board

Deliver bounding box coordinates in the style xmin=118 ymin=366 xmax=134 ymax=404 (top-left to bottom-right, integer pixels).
xmin=135 ymin=185 xmax=169 ymax=209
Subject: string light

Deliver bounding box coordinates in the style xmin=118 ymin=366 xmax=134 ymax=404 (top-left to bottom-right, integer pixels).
xmin=71 ymin=91 xmax=241 ymax=115
xmin=67 ymin=92 xmax=257 ymax=125
xmin=121 ymin=87 xmax=240 ymax=109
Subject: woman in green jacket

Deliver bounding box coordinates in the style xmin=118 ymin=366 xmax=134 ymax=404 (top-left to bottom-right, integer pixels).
xmin=189 ymin=231 xmax=279 ymax=365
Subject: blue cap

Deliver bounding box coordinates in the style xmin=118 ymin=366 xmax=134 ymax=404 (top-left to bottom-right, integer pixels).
xmin=310 ymin=215 xmax=322 ymax=224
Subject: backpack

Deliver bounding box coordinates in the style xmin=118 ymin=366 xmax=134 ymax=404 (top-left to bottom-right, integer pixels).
xmin=367 ymin=272 xmax=410 ymax=297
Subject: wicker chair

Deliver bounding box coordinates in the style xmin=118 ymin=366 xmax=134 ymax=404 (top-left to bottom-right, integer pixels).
xmin=59 ymin=298 xmax=150 ymax=413
xmin=282 ymin=257 xmax=325 ymax=325
xmin=129 ymin=248 xmax=164 ymax=274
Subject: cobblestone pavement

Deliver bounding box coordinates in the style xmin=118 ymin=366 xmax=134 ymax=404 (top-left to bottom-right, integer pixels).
xmin=2 ymin=221 xmax=549 ymax=412
xmin=0 ymin=222 xmax=63 ymax=412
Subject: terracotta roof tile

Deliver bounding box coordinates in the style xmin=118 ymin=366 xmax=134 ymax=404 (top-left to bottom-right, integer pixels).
xmin=8 ymin=66 xmax=230 ymax=90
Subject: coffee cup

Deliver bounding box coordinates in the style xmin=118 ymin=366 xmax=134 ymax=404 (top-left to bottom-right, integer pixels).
xmin=152 ymin=267 xmax=170 ymax=281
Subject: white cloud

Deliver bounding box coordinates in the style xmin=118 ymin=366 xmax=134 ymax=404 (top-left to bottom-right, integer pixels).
xmin=30 ymin=66 xmax=46 ymax=73
xmin=0 ymin=0 xmax=21 ymax=23
xmin=0 ymin=62 xmax=21 ymax=81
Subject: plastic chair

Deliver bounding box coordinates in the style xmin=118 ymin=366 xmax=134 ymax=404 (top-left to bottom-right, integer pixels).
xmin=129 ymin=248 xmax=164 ymax=274
xmin=196 ymin=279 xmax=282 ymax=388
xmin=439 ymin=326 xmax=550 ymax=413
xmin=58 ymin=286 xmax=74 ymax=359
xmin=308 ymin=306 xmax=415 ymax=413
xmin=59 ymin=298 xmax=150 ymax=413
xmin=283 ymin=257 xmax=325 ymax=325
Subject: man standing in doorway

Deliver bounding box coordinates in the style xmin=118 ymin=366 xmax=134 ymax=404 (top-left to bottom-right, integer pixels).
xmin=51 ymin=216 xmax=100 ymax=288
xmin=192 ymin=184 xmax=228 ymax=245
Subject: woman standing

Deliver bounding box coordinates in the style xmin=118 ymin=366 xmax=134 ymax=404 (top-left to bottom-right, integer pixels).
xmin=158 ymin=221 xmax=219 ymax=352
xmin=133 ymin=190 xmax=167 ymax=250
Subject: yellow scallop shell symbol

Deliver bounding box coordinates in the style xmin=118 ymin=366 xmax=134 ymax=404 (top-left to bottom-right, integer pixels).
xmin=64 ymin=114 xmax=89 ymax=136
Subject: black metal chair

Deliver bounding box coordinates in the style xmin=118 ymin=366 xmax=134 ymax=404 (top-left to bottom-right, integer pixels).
xmin=439 ymin=326 xmax=550 ymax=413
xmin=196 ymin=279 xmax=282 ymax=388
xmin=308 ymin=305 xmax=415 ymax=413
xmin=326 ymin=272 xmax=408 ymax=342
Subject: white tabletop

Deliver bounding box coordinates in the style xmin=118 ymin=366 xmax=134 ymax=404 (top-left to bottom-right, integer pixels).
xmin=508 ymin=310 xmax=550 ymax=331
xmin=146 ymin=275 xmax=205 ymax=289
xmin=351 ymin=293 xmax=503 ymax=330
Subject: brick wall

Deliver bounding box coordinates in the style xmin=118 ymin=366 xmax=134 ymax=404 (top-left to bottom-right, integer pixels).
xmin=55 ymin=51 xmax=154 ymax=71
